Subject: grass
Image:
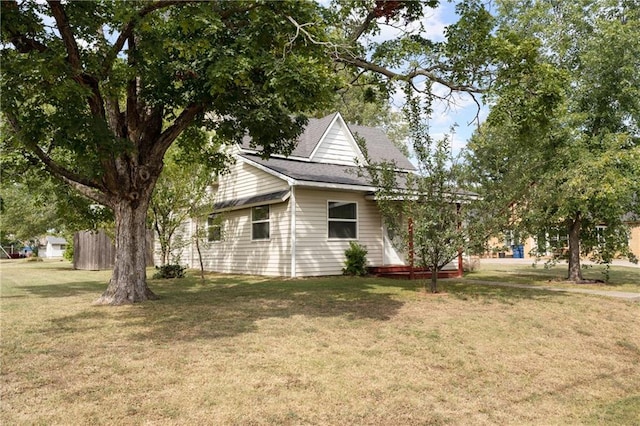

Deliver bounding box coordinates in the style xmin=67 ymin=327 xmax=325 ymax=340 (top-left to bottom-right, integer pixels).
xmin=463 ymin=260 xmax=640 ymax=293
xmin=1 ymin=259 xmax=639 ymax=425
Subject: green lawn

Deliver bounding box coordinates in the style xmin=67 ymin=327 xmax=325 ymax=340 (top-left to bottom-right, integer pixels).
xmin=1 ymin=259 xmax=639 ymax=425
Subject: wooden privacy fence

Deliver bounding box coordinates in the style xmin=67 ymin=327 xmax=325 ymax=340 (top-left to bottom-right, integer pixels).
xmin=73 ymin=230 xmax=154 ymax=270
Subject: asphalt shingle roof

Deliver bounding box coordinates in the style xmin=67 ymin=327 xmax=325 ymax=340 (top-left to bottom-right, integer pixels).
xmin=348 ymin=124 xmax=415 ymax=171
xmin=240 ymin=153 xmax=378 ymax=187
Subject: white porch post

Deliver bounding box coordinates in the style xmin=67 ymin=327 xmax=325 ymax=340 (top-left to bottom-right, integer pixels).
xmin=290 ymin=185 xmax=297 ymax=278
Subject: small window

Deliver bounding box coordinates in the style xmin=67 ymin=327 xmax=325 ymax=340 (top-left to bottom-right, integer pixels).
xmin=252 ymin=205 xmax=270 ymax=240
xmin=328 ymin=201 xmax=357 ymax=239
xmin=207 ymin=214 xmax=222 ymax=242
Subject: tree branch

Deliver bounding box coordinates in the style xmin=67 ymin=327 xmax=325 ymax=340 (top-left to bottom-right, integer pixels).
xmin=47 ymin=1 xmax=108 ymax=120
xmin=47 ymin=1 xmax=82 ymax=71
xmin=61 ymin=177 xmax=113 ymax=208
xmin=2 ymin=0 xmax=48 ymax=53
xmin=4 ymin=112 xmax=110 ymax=205
xmin=335 ymin=54 xmax=484 ymax=93
xmin=151 ymin=103 xmax=205 ymax=159
xmin=102 ymin=0 xmax=185 ymax=77
xmin=348 ymin=7 xmax=379 ymax=42
xmin=285 ymin=16 xmax=341 ymax=51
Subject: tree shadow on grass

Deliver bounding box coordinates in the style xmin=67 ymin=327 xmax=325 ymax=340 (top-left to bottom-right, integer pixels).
xmin=48 ymin=310 xmax=109 ymax=333
xmin=138 ymin=277 xmax=407 ymax=341
xmin=113 ymin=275 xmax=574 ymax=341
xmin=14 ymin=281 xmax=107 ymax=298
xmin=40 ymin=276 xmax=407 ymax=342
xmin=32 ymin=274 xmax=574 ymax=343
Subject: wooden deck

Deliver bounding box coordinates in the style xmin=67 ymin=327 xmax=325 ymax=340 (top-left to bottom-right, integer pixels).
xmin=368 ymin=265 xmax=463 ymax=280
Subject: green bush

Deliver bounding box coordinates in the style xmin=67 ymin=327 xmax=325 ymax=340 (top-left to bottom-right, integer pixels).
xmin=63 ymin=240 xmax=74 ymax=262
xmin=342 ymin=241 xmax=368 ymax=276
xmin=153 ymin=264 xmax=186 ymax=279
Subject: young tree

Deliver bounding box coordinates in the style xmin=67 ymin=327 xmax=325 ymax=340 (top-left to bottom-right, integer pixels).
xmin=150 ymin=141 xmax=224 ymax=267
xmin=364 ymin=85 xmax=473 ymax=293
xmin=466 ymin=0 xmax=640 ymax=281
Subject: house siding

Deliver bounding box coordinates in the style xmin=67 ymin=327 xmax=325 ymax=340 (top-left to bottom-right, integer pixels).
xmin=294 ymin=188 xmax=383 ymax=276
xmin=153 ymin=218 xmax=194 ymax=266
xmin=45 ymin=243 xmax=65 ymax=258
xmin=311 ymin=120 xmax=361 ymax=166
xmin=216 ymin=157 xmax=288 ymax=203
xmin=195 ymin=201 xmax=291 ymax=276
xmin=629 ymin=222 xmax=640 ymax=260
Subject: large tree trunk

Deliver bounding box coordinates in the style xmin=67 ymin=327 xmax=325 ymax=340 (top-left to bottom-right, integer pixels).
xmin=94 ymin=197 xmax=158 ymax=305
xmin=567 ymin=211 xmax=583 ymax=282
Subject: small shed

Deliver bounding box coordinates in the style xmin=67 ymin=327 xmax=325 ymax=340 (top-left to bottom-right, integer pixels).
xmin=73 ymin=230 xmax=154 ymax=270
xmin=74 ymin=230 xmax=115 ymax=270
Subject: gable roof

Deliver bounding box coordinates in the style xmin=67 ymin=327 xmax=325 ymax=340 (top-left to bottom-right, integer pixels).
xmin=289 ymin=112 xmax=337 ymax=158
xmin=241 ymin=113 xmax=415 ymax=171
xmin=45 ymin=236 xmax=67 ymax=245
xmin=308 ymin=113 xmax=366 ymax=166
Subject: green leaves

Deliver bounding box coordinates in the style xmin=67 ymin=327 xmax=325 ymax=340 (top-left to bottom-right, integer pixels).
xmin=363 ymin=83 xmax=471 ymax=292
xmin=467 ymin=0 xmax=640 ymax=269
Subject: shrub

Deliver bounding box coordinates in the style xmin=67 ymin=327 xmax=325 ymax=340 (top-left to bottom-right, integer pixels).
xmin=153 ymin=264 xmax=186 ymax=279
xmin=342 ymin=241 xmax=368 ymax=276
xmin=63 ymin=241 xmax=74 ymax=262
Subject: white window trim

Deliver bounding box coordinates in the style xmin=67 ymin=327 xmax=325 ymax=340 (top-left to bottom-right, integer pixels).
xmin=207 ymin=214 xmax=222 ymax=243
xmin=327 ymin=200 xmax=358 ymax=240
xmin=251 ymin=205 xmax=271 ymax=241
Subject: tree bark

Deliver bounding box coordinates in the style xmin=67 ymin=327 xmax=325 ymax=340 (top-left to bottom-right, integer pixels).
xmin=430 ymin=269 xmax=438 ymax=293
xmin=567 ymin=211 xmax=583 ymax=282
xmin=194 ymin=222 xmax=205 ymax=282
xmin=94 ymin=197 xmax=158 ymax=305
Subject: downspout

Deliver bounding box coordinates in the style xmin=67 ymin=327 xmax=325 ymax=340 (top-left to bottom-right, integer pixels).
xmin=290 ymin=185 xmax=297 ymax=278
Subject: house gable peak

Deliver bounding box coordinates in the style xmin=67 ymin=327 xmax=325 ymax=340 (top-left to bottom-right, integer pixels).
xmin=308 ymin=113 xmax=366 ymax=166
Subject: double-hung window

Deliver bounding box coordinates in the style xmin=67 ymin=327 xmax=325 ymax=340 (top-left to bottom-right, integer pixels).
xmin=328 ymin=201 xmax=357 ymax=239
xmin=207 ymin=214 xmax=222 ymax=242
xmin=252 ymin=205 xmax=270 ymax=240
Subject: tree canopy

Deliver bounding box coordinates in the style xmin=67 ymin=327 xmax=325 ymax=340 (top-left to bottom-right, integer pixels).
xmin=466 ymin=0 xmax=640 ymax=280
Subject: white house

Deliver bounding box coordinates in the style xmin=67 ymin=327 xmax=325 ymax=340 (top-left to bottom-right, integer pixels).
xmin=163 ymin=112 xmax=462 ymax=277
xmin=41 ymin=236 xmax=67 ymax=258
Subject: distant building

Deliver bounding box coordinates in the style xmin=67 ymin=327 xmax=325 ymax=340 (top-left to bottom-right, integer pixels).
xmin=40 ymin=236 xmax=67 ymax=258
